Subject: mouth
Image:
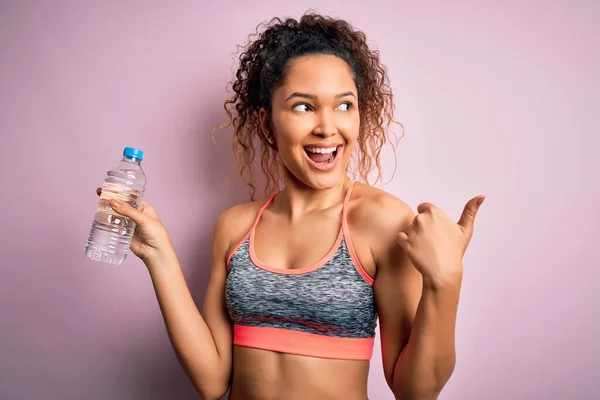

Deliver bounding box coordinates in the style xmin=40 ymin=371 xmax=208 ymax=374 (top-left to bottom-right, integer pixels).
xmin=303 ymin=145 xmax=343 ymax=171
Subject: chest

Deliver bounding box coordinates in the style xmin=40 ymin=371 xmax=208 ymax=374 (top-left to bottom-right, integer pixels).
xmin=252 ymin=208 xmax=376 ymax=278
xmin=253 ymin=209 xmax=341 ymax=270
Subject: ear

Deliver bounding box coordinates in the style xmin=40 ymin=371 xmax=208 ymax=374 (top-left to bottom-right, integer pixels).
xmin=259 ymin=107 xmax=277 ymax=149
xmin=259 ymin=108 xmax=269 ymax=138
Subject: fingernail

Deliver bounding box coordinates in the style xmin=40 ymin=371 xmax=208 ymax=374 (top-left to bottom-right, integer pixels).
xmin=110 ymin=199 xmax=121 ymax=208
xmin=476 ymin=196 xmax=485 ymax=206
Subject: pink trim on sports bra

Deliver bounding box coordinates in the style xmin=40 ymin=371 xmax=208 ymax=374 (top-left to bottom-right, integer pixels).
xmin=225 ymin=180 xmax=375 ymax=285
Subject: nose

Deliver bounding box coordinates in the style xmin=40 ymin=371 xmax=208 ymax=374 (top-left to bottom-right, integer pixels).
xmin=312 ymin=110 xmax=337 ymax=138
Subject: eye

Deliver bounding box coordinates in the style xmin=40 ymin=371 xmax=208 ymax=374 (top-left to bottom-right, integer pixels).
xmin=292 ymin=103 xmax=312 ymax=113
xmin=336 ymin=102 xmax=353 ymax=111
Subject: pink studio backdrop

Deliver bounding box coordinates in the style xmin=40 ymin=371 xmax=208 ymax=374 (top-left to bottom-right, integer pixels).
xmin=1 ymin=1 xmax=598 ymax=399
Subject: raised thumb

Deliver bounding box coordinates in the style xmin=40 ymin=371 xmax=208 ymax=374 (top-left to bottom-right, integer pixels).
xmin=458 ymin=195 xmax=485 ymax=232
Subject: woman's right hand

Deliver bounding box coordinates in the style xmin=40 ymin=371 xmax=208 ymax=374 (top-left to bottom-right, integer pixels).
xmin=96 ymin=188 xmax=173 ymax=264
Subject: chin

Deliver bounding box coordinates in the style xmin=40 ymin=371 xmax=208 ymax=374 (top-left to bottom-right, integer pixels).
xmin=303 ymin=173 xmax=347 ymax=190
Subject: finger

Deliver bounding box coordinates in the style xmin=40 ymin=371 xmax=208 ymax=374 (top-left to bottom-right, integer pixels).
xmin=417 ymin=202 xmax=436 ymax=214
xmin=96 ymin=187 xmax=102 ymax=196
xmin=109 ymin=199 xmax=148 ymax=227
xmin=397 ymin=232 xmax=409 ymax=250
xmin=140 ymin=201 xmax=161 ymax=221
xmin=457 ymin=195 xmax=485 ymax=231
xmin=412 ymin=214 xmax=422 ymax=230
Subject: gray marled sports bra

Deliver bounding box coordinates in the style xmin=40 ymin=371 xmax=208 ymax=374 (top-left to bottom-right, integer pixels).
xmin=225 ymin=181 xmax=378 ymax=360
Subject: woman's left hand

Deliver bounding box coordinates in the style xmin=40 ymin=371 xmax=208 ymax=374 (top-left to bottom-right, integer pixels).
xmin=397 ymin=195 xmax=485 ymax=285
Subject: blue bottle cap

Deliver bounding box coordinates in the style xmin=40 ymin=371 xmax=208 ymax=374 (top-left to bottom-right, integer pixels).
xmin=123 ymin=147 xmax=144 ymax=160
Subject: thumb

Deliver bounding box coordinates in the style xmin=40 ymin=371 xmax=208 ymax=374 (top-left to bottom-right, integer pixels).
xmin=457 ymin=195 xmax=485 ymax=232
xmin=109 ymin=199 xmax=147 ymax=226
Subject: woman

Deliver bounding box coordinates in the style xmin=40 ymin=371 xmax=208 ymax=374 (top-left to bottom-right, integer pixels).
xmin=101 ymin=12 xmax=484 ymax=400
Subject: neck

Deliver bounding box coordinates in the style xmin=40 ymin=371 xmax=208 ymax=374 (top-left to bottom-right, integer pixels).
xmin=274 ymin=170 xmax=351 ymax=219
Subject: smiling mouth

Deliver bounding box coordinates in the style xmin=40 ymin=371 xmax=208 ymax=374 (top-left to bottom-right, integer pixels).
xmin=304 ymin=145 xmax=342 ymax=164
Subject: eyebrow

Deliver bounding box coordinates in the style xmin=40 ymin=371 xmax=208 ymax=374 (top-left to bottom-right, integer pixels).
xmin=284 ymin=91 xmax=357 ymax=102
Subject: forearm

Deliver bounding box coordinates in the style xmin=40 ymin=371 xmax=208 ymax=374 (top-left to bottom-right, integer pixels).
xmin=146 ymin=250 xmax=228 ymax=398
xmin=392 ymin=272 xmax=462 ymax=399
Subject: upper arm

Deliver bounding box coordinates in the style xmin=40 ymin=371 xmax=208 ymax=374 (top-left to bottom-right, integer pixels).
xmin=371 ymin=196 xmax=423 ymax=389
xmin=201 ymin=202 xmax=259 ymax=388
xmin=201 ymin=208 xmax=235 ymax=385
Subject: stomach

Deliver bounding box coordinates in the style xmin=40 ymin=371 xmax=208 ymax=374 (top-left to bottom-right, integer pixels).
xmin=228 ymin=345 xmax=371 ymax=400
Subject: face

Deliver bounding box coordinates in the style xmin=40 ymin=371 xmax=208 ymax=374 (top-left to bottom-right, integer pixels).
xmin=261 ymin=54 xmax=360 ymax=190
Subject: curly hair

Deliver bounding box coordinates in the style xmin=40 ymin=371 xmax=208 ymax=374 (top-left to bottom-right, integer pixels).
xmin=215 ymin=11 xmax=402 ymax=200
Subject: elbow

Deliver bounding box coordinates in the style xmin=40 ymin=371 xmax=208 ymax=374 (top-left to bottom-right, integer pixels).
xmin=393 ymin=386 xmax=441 ymax=400
xmin=190 ymin=368 xmax=231 ymax=400
xmin=393 ymin=364 xmax=455 ymax=400
xmin=430 ymin=359 xmax=456 ymax=394
xmin=195 ymin=380 xmax=229 ymax=400
xmin=198 ymin=388 xmax=229 ymax=400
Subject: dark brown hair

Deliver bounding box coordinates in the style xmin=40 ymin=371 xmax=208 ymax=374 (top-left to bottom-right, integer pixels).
xmin=216 ymin=11 xmax=402 ymax=200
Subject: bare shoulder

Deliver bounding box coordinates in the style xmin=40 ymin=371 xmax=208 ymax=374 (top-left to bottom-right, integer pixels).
xmin=216 ymin=199 xmax=265 ymax=233
xmin=213 ymin=198 xmax=267 ymax=258
xmin=350 ymin=182 xmax=414 ymax=230
xmin=349 ymin=182 xmax=416 ymax=262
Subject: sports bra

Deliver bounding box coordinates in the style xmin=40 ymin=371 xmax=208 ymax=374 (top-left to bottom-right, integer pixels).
xmin=225 ymin=181 xmax=378 ymax=360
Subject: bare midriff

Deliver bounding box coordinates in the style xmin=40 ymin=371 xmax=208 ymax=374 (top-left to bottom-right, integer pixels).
xmin=228 ymin=345 xmax=370 ymax=400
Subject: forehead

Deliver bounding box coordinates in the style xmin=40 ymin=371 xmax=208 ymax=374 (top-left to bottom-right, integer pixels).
xmin=275 ymin=54 xmax=357 ymax=98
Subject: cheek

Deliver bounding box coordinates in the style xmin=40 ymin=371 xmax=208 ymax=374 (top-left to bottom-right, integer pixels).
xmin=273 ymin=114 xmax=312 ymax=146
xmin=339 ymin=114 xmax=361 ymax=143
xmin=272 ymin=112 xmax=360 ymax=148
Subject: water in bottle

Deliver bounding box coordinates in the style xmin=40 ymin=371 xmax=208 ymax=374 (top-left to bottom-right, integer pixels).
xmin=85 ymin=147 xmax=147 ymax=265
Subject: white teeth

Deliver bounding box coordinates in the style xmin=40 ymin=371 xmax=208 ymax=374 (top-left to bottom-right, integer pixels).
xmin=305 ymin=146 xmax=338 ymax=154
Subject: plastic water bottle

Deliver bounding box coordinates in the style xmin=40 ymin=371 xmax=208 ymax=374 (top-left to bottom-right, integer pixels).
xmin=85 ymin=147 xmax=147 ymax=265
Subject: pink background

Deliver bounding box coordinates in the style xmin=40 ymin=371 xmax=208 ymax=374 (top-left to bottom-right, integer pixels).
xmin=1 ymin=1 xmax=598 ymax=399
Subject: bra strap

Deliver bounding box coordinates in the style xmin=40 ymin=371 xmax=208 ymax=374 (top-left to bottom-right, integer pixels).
xmin=255 ymin=181 xmax=353 ymax=230
xmin=250 ymin=191 xmax=278 ymax=231
xmin=341 ymin=180 xmax=355 ymax=219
